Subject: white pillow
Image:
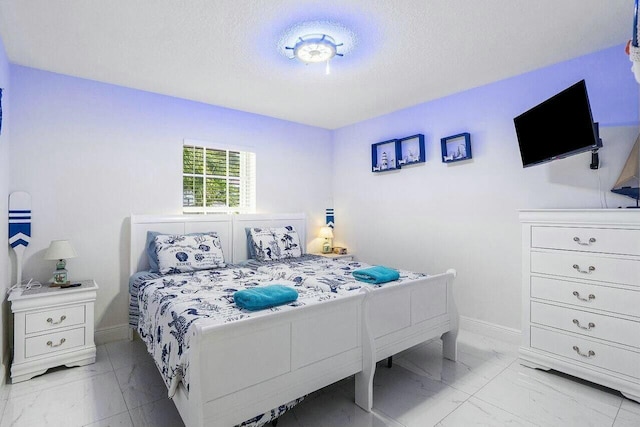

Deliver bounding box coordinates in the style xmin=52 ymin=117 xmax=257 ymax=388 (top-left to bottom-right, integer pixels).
xmin=154 ymin=232 xmax=225 ymax=274
xmin=248 ymin=226 xmax=302 ymax=261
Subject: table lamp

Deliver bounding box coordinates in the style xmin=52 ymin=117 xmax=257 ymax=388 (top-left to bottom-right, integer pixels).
xmin=44 ymin=240 xmax=77 ymax=286
xmin=319 ymin=226 xmax=334 ymax=254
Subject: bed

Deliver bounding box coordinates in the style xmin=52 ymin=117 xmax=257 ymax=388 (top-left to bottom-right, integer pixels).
xmin=129 ymin=213 xmax=458 ymax=427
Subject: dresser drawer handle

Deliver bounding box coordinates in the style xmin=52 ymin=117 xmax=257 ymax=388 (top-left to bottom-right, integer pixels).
xmin=46 ymin=338 xmax=66 ymax=348
xmin=572 ymin=319 xmax=595 ymax=330
xmin=572 ymin=291 xmax=595 ymax=302
xmin=47 ymin=315 xmax=67 ymax=325
xmin=573 ymin=237 xmax=596 ymax=246
xmin=572 ymin=345 xmax=595 ymax=358
xmin=573 ymin=264 xmax=595 ymax=274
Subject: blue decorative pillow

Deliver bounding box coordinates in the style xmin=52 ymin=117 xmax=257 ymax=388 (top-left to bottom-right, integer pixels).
xmin=146 ymin=231 xmax=162 ymax=273
xmin=154 ymin=232 xmax=225 ymax=274
xmin=248 ymin=226 xmax=302 ymax=261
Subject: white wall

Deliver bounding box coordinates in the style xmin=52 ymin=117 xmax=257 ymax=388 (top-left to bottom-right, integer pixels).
xmin=332 ymin=45 xmax=640 ymax=333
xmin=9 ymin=66 xmax=333 ymax=339
xmin=0 ymin=34 xmax=10 ymax=379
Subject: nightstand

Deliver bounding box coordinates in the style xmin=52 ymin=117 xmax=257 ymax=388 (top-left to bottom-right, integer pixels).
xmin=9 ymin=279 xmax=98 ymax=383
xmin=315 ymin=253 xmax=355 ymax=262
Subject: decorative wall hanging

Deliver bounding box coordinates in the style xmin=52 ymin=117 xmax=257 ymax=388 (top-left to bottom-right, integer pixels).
xmin=371 ymin=139 xmax=400 ymax=172
xmin=441 ymin=132 xmax=472 ymax=163
xmin=372 ymin=134 xmax=426 ymax=173
xmin=397 ymin=134 xmax=425 ymax=166
xmin=325 ymin=208 xmax=334 ymax=228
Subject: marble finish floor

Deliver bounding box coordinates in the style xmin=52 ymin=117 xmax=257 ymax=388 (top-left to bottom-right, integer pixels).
xmin=0 ymin=329 xmax=638 ymax=426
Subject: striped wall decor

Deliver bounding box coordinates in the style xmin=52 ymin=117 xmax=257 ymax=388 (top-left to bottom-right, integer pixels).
xmin=326 ymin=208 xmax=334 ymax=228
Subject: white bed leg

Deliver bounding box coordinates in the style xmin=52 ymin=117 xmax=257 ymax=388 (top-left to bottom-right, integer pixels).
xmin=442 ymin=269 xmax=459 ymax=361
xmin=355 ymin=288 xmax=375 ymax=412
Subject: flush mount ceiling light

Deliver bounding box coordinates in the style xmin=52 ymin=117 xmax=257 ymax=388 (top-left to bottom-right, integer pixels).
xmin=286 ymin=34 xmax=343 ymax=74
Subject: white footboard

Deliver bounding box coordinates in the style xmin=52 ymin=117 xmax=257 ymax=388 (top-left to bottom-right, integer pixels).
xmin=355 ymin=269 xmax=458 ymax=411
xmin=172 ymin=294 xmax=364 ymax=427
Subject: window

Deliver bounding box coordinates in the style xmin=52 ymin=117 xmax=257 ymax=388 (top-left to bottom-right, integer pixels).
xmin=183 ymin=143 xmax=256 ymax=214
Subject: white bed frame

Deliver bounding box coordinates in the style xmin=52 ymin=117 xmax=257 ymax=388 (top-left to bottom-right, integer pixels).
xmin=130 ymin=213 xmax=458 ymax=427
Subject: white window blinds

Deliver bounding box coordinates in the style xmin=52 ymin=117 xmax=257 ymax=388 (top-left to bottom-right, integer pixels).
xmin=182 ymin=144 xmax=256 ymax=214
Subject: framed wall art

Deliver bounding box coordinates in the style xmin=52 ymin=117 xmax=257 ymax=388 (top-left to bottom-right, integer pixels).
xmin=397 ymin=134 xmax=425 ymax=166
xmin=371 ymin=139 xmax=400 ymax=172
xmin=441 ymin=132 xmax=472 ymax=163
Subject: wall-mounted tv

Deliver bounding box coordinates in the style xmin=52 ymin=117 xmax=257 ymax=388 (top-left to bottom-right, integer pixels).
xmin=514 ymin=79 xmax=601 ymax=168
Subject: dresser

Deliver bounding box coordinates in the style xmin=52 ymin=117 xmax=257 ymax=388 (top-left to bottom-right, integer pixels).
xmin=9 ymin=280 xmax=98 ymax=383
xmin=519 ymin=210 xmax=640 ymax=403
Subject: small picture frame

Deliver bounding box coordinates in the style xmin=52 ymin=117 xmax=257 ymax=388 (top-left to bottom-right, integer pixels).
xmin=441 ymin=132 xmax=472 ymax=163
xmin=397 ymin=134 xmax=425 ymax=166
xmin=371 ymin=139 xmax=400 ymax=172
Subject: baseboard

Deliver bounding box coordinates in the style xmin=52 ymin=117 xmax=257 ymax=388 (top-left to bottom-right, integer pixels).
xmin=95 ymin=324 xmax=131 ymax=345
xmin=459 ymin=315 xmax=521 ymax=345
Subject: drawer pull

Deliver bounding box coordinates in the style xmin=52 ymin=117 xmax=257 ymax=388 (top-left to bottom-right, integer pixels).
xmin=572 ymin=291 xmax=595 ymax=302
xmin=46 ymin=315 xmax=67 ymax=325
xmin=46 ymin=338 xmax=66 ymax=348
xmin=572 ymin=319 xmax=595 ymax=330
xmin=572 ymin=345 xmax=595 ymax=358
xmin=573 ymin=237 xmax=596 ymax=246
xmin=573 ymin=264 xmax=595 ymax=274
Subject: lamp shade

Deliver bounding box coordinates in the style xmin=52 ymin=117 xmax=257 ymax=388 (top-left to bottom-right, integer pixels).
xmin=44 ymin=240 xmax=78 ymax=260
xmin=319 ymin=226 xmax=334 ymax=239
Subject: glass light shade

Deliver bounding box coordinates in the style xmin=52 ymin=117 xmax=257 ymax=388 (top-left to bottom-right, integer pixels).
xmin=44 ymin=240 xmax=78 ymax=260
xmin=318 ymin=226 xmax=334 ymax=239
xmin=293 ymin=34 xmax=337 ymax=63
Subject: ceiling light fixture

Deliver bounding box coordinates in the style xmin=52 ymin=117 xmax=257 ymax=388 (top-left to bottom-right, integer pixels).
xmin=286 ymin=34 xmax=343 ymax=75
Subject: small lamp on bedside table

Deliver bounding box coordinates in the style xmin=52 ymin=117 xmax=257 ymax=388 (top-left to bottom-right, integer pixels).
xmin=319 ymin=226 xmax=334 ymax=254
xmin=44 ymin=240 xmax=77 ymax=286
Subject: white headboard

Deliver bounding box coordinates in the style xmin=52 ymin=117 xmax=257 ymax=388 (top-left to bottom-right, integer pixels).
xmin=129 ymin=213 xmax=307 ymax=275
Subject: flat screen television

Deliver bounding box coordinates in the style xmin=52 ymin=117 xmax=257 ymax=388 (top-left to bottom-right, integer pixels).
xmin=514 ymin=79 xmax=601 ymax=168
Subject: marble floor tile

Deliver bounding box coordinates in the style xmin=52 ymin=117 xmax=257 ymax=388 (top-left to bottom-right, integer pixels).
xmin=435 ymin=396 xmax=537 ymax=426
xmin=0 ymin=371 xmax=128 ymax=427
xmin=369 ymin=363 xmax=470 ymax=427
xmin=285 ymin=384 xmax=403 ymax=427
xmin=620 ymin=397 xmax=640 ymax=415
xmin=105 ymin=337 xmax=150 ymax=371
xmin=3 ymin=344 xmax=114 ymax=400
xmin=114 ymin=359 xmax=167 ymax=410
xmin=474 ymin=362 xmax=622 ymax=427
xmin=83 ymin=411 xmax=133 ymax=427
xmin=614 ymin=408 xmax=640 ymax=427
xmin=128 ymin=397 xmax=184 ymax=427
xmin=394 ymin=330 xmax=517 ymax=395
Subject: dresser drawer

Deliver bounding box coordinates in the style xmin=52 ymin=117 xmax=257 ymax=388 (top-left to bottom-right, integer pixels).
xmin=25 ymin=327 xmax=85 ymax=358
xmin=530 ymin=276 xmax=640 ymax=318
xmin=531 ymin=251 xmax=640 ymax=287
xmin=25 ymin=305 xmax=86 ymax=334
xmin=531 ymin=301 xmax=640 ymax=348
xmin=531 ymin=226 xmax=640 ymax=256
xmin=531 ymin=326 xmax=640 ymax=379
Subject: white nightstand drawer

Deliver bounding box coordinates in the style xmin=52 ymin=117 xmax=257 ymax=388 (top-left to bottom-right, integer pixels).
xmin=25 ymin=327 xmax=85 ymax=358
xmin=531 ymin=251 xmax=640 ymax=287
xmin=531 ymin=226 xmax=640 ymax=256
xmin=25 ymin=305 xmax=85 ymax=334
xmin=530 ymin=276 xmax=640 ymax=318
xmin=531 ymin=326 xmax=640 ymax=379
xmin=531 ymin=301 xmax=640 ymax=347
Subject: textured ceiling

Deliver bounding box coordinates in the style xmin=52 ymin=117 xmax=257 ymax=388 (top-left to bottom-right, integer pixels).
xmin=0 ymin=1 xmax=632 ymax=129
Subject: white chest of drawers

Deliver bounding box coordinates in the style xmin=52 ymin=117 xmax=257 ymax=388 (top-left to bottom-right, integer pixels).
xmin=9 ymin=280 xmax=98 ymax=383
xmin=519 ymin=210 xmax=640 ymax=403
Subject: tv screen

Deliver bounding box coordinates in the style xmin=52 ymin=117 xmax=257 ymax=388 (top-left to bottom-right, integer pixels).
xmin=514 ymin=80 xmax=601 ymax=168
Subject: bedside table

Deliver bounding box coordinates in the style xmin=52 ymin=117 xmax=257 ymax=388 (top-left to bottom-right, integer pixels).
xmin=9 ymin=279 xmax=98 ymax=383
xmin=315 ymin=253 xmax=354 ymax=261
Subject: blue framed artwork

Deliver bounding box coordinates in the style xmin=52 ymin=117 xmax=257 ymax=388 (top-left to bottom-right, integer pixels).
xmin=397 ymin=134 xmax=425 ymax=166
xmin=371 ymin=139 xmax=400 ymax=172
xmin=441 ymin=132 xmax=472 ymax=163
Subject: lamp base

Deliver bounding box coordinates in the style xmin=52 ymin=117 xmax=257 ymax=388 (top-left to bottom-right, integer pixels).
xmin=49 ymin=281 xmax=70 ymax=288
